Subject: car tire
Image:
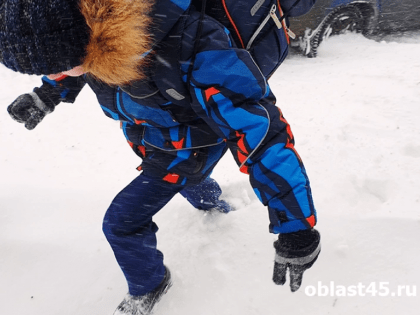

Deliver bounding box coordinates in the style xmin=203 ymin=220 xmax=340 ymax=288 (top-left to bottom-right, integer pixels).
xmin=307 ymin=5 xmax=366 ymax=57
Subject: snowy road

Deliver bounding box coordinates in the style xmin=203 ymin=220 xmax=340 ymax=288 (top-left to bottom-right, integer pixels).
xmin=1 ymin=32 xmax=419 ymax=314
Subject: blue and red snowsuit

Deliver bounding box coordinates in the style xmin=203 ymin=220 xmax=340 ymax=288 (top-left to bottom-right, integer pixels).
xmin=47 ymin=0 xmax=318 ymax=295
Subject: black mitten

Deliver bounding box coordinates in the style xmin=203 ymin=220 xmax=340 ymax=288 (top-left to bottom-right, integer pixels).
xmin=7 ymin=76 xmax=86 ymax=130
xmin=273 ymin=229 xmax=321 ymax=292
xmin=7 ymin=92 xmax=54 ymax=130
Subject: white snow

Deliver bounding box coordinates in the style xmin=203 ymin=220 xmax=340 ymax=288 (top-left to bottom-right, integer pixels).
xmin=1 ymin=32 xmax=420 ymax=314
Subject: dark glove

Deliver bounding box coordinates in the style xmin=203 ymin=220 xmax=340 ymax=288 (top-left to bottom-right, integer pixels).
xmin=7 ymin=92 xmax=55 ymax=130
xmin=7 ymin=76 xmax=86 ymax=130
xmin=273 ymin=228 xmax=321 ymax=292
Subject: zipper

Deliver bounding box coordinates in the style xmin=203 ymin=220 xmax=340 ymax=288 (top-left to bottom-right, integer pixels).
xmin=247 ymin=4 xmax=281 ymax=50
xmin=271 ymin=3 xmax=296 ymax=40
xmin=287 ymin=28 xmax=296 ymax=40
xmin=270 ymin=5 xmax=283 ymax=29
xmin=247 ymin=4 xmax=296 ymax=50
xmin=277 ymin=1 xmax=296 ymax=41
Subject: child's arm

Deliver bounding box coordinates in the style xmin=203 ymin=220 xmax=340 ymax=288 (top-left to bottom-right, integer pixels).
xmin=182 ymin=14 xmax=320 ymax=291
xmin=7 ymin=75 xmax=86 ymax=130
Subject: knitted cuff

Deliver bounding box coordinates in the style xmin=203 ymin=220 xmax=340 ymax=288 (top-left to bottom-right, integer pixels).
xmin=33 ymin=85 xmax=60 ymax=112
xmin=274 ymin=229 xmax=320 ymax=259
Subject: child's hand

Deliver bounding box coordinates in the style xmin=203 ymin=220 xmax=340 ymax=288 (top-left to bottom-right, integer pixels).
xmin=7 ymin=92 xmax=54 ymax=130
xmin=273 ymin=229 xmax=321 ymax=292
xmin=7 ymin=75 xmax=86 ymax=130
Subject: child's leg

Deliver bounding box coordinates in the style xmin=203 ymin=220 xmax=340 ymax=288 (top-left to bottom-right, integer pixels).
xmin=102 ymin=173 xmax=184 ymax=296
xmin=104 ymin=143 xmax=228 ymax=295
xmin=179 ymin=177 xmax=231 ymax=213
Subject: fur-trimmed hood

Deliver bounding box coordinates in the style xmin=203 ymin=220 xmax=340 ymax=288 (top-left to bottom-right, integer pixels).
xmin=79 ymin=0 xmax=154 ymax=86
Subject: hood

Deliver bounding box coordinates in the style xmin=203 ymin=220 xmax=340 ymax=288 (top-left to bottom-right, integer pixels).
xmin=80 ymin=0 xmax=191 ymax=86
xmin=80 ymin=0 xmax=154 ymax=86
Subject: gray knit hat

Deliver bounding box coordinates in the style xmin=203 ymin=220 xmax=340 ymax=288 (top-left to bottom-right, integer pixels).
xmin=0 ymin=0 xmax=90 ymax=75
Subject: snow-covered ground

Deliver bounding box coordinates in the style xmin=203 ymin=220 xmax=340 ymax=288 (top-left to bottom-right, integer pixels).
xmin=1 ymin=32 xmax=419 ymax=315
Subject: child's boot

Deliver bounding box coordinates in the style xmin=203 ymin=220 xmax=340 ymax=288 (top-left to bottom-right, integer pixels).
xmin=114 ymin=268 xmax=172 ymax=315
xmin=180 ymin=177 xmax=232 ymax=213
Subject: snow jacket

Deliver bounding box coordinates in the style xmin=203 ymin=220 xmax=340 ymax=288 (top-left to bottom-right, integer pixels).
xmin=45 ymin=0 xmax=318 ymax=234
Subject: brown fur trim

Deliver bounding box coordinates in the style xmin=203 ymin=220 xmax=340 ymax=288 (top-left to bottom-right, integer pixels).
xmin=80 ymin=0 xmax=154 ymax=86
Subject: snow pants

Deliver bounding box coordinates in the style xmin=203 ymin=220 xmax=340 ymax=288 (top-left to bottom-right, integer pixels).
xmin=102 ymin=173 xmax=228 ymax=296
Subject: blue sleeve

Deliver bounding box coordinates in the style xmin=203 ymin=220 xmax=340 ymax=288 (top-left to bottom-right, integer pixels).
xmin=41 ymin=75 xmax=86 ymax=103
xmin=189 ymin=48 xmax=271 ymax=170
xmin=180 ymin=16 xmax=270 ymax=167
xmin=183 ymin=17 xmax=317 ymax=233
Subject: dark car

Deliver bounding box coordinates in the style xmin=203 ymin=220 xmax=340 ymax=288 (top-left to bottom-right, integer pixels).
xmin=288 ymin=0 xmax=420 ymax=57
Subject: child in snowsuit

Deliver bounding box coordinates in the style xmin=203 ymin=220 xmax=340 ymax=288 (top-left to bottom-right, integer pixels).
xmin=0 ymin=0 xmax=321 ymax=314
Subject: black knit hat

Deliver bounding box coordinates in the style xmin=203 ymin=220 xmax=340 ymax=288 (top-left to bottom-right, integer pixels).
xmin=0 ymin=0 xmax=90 ymax=75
